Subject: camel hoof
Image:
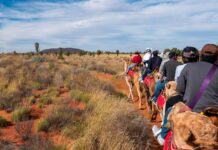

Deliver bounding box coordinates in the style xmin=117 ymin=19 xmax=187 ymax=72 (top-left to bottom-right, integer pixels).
xmin=139 ymin=107 xmax=145 ymax=110
xmin=134 ymin=99 xmax=139 ymax=102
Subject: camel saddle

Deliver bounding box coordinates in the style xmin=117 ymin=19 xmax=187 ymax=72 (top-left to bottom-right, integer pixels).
xmin=203 ymin=106 xmax=218 ymax=117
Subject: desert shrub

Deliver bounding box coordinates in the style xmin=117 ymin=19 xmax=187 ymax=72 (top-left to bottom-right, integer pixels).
xmin=31 ymin=56 xmax=46 ymax=63
xmin=0 ymin=139 xmax=16 ymax=150
xmin=38 ymin=94 xmax=52 ymax=108
xmin=0 ymin=91 xmax=22 ymax=111
xmin=19 ymin=134 xmax=61 ymax=150
xmin=87 ymin=63 xmax=116 ymax=75
xmin=74 ymin=92 xmax=161 ymax=150
xmin=37 ymin=105 xmax=76 ymax=132
xmin=12 ymin=107 xmax=32 ymax=122
xmin=32 ymin=82 xmax=43 ymax=90
xmin=53 ymin=72 xmax=64 ymax=86
xmin=62 ymin=120 xmax=86 ymax=139
xmin=46 ymin=87 xmax=59 ymax=97
xmin=70 ymin=90 xmax=90 ymax=104
xmin=33 ymin=65 xmax=52 ymax=87
xmin=29 ymin=96 xmax=36 ymax=104
xmin=0 ymin=116 xmax=10 ymax=127
xmin=37 ymin=119 xmax=49 ymax=132
xmin=15 ymin=120 xmax=33 ymax=140
xmin=53 ymin=145 xmax=67 ymax=150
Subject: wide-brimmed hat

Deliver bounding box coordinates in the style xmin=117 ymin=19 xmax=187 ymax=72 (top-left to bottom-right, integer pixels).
xmin=201 ymin=44 xmax=218 ymax=56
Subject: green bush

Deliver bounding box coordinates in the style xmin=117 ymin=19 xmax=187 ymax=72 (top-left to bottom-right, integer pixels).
xmin=37 ymin=119 xmax=49 ymax=132
xmin=53 ymin=145 xmax=67 ymax=150
xmin=0 ymin=116 xmax=10 ymax=127
xmin=62 ymin=121 xmax=85 ymax=139
xmin=70 ymin=90 xmax=90 ymax=104
xmin=38 ymin=95 xmax=52 ymax=108
xmin=31 ymin=56 xmax=46 ymax=63
xmin=12 ymin=107 xmax=31 ymax=122
xmin=38 ymin=105 xmax=77 ymax=132
xmin=29 ymin=96 xmax=36 ymax=104
xmin=32 ymin=82 xmax=43 ymax=90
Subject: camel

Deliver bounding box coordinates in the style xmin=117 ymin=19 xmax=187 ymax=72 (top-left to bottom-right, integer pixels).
xmin=123 ymin=58 xmax=144 ymax=109
xmin=140 ymin=71 xmax=161 ymax=121
xmin=169 ymin=102 xmax=218 ymax=150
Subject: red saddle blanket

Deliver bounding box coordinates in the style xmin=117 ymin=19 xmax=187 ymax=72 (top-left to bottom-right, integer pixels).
xmin=157 ymin=94 xmax=165 ymax=109
xmin=127 ymin=70 xmax=135 ymax=78
xmin=144 ymin=75 xmax=154 ymax=87
xmin=163 ymin=131 xmax=177 ymax=150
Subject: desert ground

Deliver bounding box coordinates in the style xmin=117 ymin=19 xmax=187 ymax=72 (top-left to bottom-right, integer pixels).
xmin=0 ymin=53 xmax=162 ymax=150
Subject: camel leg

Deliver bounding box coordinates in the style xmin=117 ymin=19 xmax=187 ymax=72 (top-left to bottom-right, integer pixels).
xmin=125 ymin=77 xmax=134 ymax=101
xmin=135 ymin=81 xmax=143 ymax=109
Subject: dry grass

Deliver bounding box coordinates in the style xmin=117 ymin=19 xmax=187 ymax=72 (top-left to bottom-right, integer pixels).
xmin=0 ymin=54 xmax=160 ymax=150
xmin=73 ymin=91 xmax=160 ymax=150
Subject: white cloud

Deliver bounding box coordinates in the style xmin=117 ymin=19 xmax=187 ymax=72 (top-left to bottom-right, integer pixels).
xmin=0 ymin=0 xmax=218 ymax=52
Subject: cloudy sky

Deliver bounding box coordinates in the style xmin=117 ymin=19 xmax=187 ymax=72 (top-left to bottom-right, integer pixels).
xmin=0 ymin=0 xmax=218 ymax=52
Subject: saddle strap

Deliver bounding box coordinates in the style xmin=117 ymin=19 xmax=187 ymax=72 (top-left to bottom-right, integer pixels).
xmin=189 ymin=65 xmax=217 ymax=109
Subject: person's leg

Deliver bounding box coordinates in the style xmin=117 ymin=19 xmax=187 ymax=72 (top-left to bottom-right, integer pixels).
xmin=154 ymin=107 xmax=172 ymax=146
xmin=126 ymin=63 xmax=136 ymax=73
xmin=160 ymin=107 xmax=172 ymax=139
xmin=152 ymin=80 xmax=166 ymax=102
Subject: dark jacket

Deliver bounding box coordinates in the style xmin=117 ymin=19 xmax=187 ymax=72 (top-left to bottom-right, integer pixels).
xmin=162 ymin=59 xmax=182 ymax=81
xmin=148 ymin=56 xmax=162 ymax=71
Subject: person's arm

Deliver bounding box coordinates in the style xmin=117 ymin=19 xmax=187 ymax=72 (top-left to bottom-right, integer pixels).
xmin=176 ymin=66 xmax=188 ymax=95
xmin=174 ymin=66 xmax=180 ymax=83
xmin=147 ymin=59 xmax=152 ymax=70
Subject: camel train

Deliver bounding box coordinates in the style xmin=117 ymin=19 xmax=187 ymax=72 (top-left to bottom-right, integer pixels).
xmin=124 ymin=45 xmax=218 ymax=150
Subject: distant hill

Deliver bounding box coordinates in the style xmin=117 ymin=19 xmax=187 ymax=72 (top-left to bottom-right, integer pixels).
xmin=41 ymin=48 xmax=86 ymax=54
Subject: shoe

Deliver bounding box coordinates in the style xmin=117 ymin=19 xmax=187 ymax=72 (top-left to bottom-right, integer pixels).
xmin=157 ymin=134 xmax=165 ymax=145
xmin=151 ymin=97 xmax=157 ymax=103
xmin=152 ymin=125 xmax=161 ymax=137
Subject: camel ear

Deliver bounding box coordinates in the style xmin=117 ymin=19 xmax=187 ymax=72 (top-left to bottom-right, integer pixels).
xmin=166 ymin=83 xmax=171 ymax=89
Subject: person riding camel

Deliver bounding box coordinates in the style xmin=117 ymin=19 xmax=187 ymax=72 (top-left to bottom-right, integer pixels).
xmin=174 ymin=46 xmax=199 ymax=83
xmin=126 ymin=51 xmax=142 ymax=75
xmin=140 ymin=50 xmax=162 ymax=82
xmin=152 ymin=47 xmax=199 ymax=145
xmin=176 ymin=44 xmax=218 ymax=113
xmin=151 ymin=51 xmax=182 ymax=102
xmin=142 ymin=48 xmax=152 ymax=66
xmin=139 ymin=49 xmax=152 ymax=82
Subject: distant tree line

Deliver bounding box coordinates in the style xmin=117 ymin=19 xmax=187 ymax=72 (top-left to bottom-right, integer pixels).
xmin=1 ymin=42 xmax=185 ymax=57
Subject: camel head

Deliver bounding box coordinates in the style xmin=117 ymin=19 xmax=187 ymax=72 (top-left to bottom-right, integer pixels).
xmin=164 ymin=81 xmax=177 ymax=98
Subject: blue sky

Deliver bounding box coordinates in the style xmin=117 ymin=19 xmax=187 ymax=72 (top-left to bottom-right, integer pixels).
xmin=0 ymin=0 xmax=218 ymax=52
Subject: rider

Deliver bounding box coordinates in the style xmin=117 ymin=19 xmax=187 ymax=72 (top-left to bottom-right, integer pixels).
xmin=142 ymin=48 xmax=152 ymax=66
xmin=151 ymin=51 xmax=182 ymax=102
xmin=174 ymin=46 xmax=199 ymax=83
xmin=140 ymin=50 xmax=162 ymax=82
xmin=139 ymin=49 xmax=152 ymax=82
xmin=152 ymin=47 xmax=199 ymax=145
xmin=148 ymin=50 xmax=162 ymax=72
xmin=126 ymin=51 xmax=142 ymax=74
xmin=176 ymin=44 xmax=218 ymax=113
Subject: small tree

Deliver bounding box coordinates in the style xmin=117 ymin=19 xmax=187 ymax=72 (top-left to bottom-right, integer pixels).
xmin=58 ymin=48 xmax=64 ymax=59
xmin=13 ymin=51 xmax=17 ymax=55
xmin=163 ymin=48 xmax=171 ymax=54
xmin=116 ymin=50 xmax=119 ymax=56
xmin=35 ymin=42 xmax=40 ymax=54
xmin=130 ymin=52 xmax=132 ymax=57
xmin=105 ymin=51 xmax=111 ymax=55
xmin=171 ymin=48 xmax=181 ymax=56
xmin=65 ymin=51 xmax=71 ymax=56
xmin=96 ymin=50 xmax=102 ymax=56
